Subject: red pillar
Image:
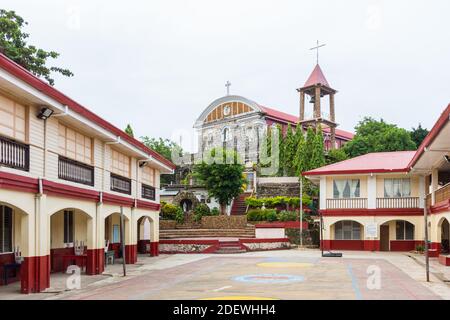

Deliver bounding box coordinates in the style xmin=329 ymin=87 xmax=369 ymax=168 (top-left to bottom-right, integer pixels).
xmin=125 ymin=245 xmax=137 ymax=264
xmin=363 ymin=240 xmax=380 ymax=251
xmin=150 ymin=242 xmax=159 ymax=256
xmin=320 ymin=240 xmax=331 ymax=251
xmin=21 ymin=255 xmax=50 ymax=294
xmin=86 ymin=249 xmax=105 ymax=275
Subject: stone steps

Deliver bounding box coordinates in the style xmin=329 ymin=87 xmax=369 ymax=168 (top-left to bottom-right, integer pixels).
xmin=215 ymin=241 xmax=248 ymax=254
xmin=160 ymin=228 xmax=255 ymax=239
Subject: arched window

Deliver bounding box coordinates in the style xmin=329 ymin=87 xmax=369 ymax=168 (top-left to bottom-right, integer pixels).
xmin=396 ymin=221 xmax=414 ymax=240
xmin=222 ymin=127 xmax=231 ymax=142
xmin=0 ymin=205 xmax=13 ymax=253
xmin=334 ymin=221 xmax=361 ymax=240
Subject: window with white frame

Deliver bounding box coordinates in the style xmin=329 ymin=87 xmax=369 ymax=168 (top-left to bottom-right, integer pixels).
xmin=333 ymin=179 xmax=361 ymax=198
xmin=58 ymin=124 xmax=92 ymax=164
xmin=334 ymin=221 xmax=361 ymax=240
xmin=0 ymin=94 xmax=26 ymax=142
xmin=111 ymin=149 xmax=131 ymax=178
xmin=384 ymin=178 xmax=411 ymax=198
xmin=396 ymin=220 xmax=414 ymax=240
xmin=0 ymin=206 xmax=13 ymax=253
xmin=142 ymin=165 xmax=155 ymax=186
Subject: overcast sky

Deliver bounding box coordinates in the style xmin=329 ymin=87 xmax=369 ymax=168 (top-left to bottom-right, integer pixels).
xmin=3 ymin=0 xmax=450 ymax=151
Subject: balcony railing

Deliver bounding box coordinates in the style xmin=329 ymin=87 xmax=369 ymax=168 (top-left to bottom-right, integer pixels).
xmin=435 ymin=183 xmax=450 ymax=204
xmin=376 ymin=197 xmax=420 ymax=209
xmin=141 ymin=184 xmax=156 ymax=201
xmin=326 ymin=198 xmax=368 ymax=209
xmin=110 ymin=173 xmax=131 ymax=195
xmin=58 ymin=156 xmax=94 ymax=186
xmin=0 ymin=136 xmax=29 ymax=171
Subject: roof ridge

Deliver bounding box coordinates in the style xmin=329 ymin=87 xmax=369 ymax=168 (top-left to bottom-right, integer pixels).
xmin=0 ymin=53 xmax=175 ymax=169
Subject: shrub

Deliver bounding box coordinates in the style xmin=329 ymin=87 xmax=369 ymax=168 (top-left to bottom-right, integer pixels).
xmin=210 ymin=207 xmax=220 ymax=216
xmin=415 ymin=245 xmax=425 ymax=253
xmin=247 ymin=209 xmax=277 ymax=222
xmin=193 ymin=203 xmax=211 ymax=222
xmin=245 ymin=196 xmax=312 ymax=210
xmin=277 ymin=210 xmax=298 ymax=222
xmin=161 ymin=203 xmax=181 ymax=220
xmin=175 ymin=206 xmax=185 ymax=224
xmin=265 ymin=210 xmax=278 ymax=222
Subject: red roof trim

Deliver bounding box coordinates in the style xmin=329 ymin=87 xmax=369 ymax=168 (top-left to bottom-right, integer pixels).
xmin=303 ymin=168 xmax=409 ymax=176
xmin=260 ymin=106 xmax=354 ymax=140
xmin=0 ymin=54 xmax=175 ymax=170
xmin=303 ymin=151 xmax=414 ymax=176
xmin=408 ymin=104 xmax=450 ymax=169
xmin=320 ymin=208 xmax=424 ymax=216
xmin=0 ymin=171 xmax=160 ymax=210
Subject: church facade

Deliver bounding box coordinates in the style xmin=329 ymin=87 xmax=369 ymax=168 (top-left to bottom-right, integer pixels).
xmin=193 ymin=64 xmax=354 ymax=175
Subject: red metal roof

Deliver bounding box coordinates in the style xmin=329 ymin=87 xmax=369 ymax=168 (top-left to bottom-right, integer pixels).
xmin=303 ymin=151 xmax=416 ymax=176
xmin=303 ymin=64 xmax=330 ymax=88
xmin=0 ymin=53 xmax=176 ymax=170
xmin=259 ymin=106 xmax=354 ymax=140
xmin=408 ymin=103 xmax=450 ymax=169
xmin=259 ymin=106 xmax=299 ymax=124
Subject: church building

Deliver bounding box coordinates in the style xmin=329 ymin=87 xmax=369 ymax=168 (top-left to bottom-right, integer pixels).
xmin=195 ymin=64 xmax=353 ymax=160
xmin=192 ymin=64 xmax=354 ymax=188
xmin=164 ymin=64 xmax=354 ymax=215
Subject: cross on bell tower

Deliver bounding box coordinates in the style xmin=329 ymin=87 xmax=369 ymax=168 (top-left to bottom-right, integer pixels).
xmin=297 ymin=41 xmax=338 ymax=149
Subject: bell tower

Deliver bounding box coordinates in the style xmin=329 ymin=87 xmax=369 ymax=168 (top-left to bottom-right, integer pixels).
xmin=297 ymin=63 xmax=338 ymax=149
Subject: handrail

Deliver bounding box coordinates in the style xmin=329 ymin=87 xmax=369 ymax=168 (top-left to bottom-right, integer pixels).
xmin=0 ymin=136 xmax=30 ymax=171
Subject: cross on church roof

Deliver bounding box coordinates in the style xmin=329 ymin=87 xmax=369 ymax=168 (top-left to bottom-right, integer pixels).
xmin=310 ymin=40 xmax=326 ymax=65
xmin=225 ymin=81 xmax=231 ymax=96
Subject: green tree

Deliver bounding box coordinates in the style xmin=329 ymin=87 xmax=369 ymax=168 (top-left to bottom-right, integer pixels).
xmin=343 ymin=117 xmax=416 ymax=158
xmin=0 ymin=9 xmax=73 ymax=85
xmin=310 ymin=126 xmax=325 ymax=169
xmin=284 ymin=124 xmax=296 ymax=176
xmin=410 ymin=123 xmax=429 ymax=148
xmin=140 ymin=137 xmax=181 ymax=161
xmin=325 ymin=148 xmax=349 ymax=165
xmin=194 ymin=148 xmax=245 ymax=214
xmin=124 ymin=124 xmax=134 ymax=137
xmin=140 ymin=137 xmax=182 ymax=186
xmin=294 ymin=126 xmax=306 ymax=175
xmin=276 ymin=124 xmax=285 ymax=176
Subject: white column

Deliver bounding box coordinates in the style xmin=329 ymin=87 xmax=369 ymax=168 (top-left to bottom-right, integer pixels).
xmin=367 ymin=175 xmax=377 ymax=209
xmin=35 ymin=194 xmax=50 ymax=258
xmin=419 ymin=176 xmax=425 ymax=208
xmin=319 ymin=177 xmax=327 ymax=210
xmin=431 ymin=168 xmax=439 ymax=205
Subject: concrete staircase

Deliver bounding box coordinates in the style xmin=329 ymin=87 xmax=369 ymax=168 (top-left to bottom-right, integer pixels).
xmin=230 ymin=192 xmax=252 ymax=215
xmin=160 ymin=225 xmax=255 ymax=239
xmin=215 ymin=240 xmax=247 ymax=254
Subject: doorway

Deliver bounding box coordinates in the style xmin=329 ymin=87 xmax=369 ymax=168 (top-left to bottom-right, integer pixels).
xmin=380 ymin=225 xmax=390 ymax=251
xmin=441 ymin=219 xmax=449 ymax=254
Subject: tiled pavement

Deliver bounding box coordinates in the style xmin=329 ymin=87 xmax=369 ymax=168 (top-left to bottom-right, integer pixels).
xmin=1 ymin=250 xmax=449 ymax=300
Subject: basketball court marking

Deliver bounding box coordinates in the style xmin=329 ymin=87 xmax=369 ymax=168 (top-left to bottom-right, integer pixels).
xmin=201 ymin=296 xmax=278 ymax=300
xmin=257 ymin=262 xmax=314 ymax=268
xmin=232 ymin=274 xmax=305 ymax=284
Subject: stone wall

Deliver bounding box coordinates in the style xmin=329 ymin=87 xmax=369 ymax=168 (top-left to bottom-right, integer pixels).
xmin=241 ymin=240 xmax=291 ymax=251
xmin=160 ymin=215 xmax=248 ymax=229
xmin=159 ymin=243 xmax=212 ymax=253
xmin=257 ymin=182 xmax=300 ymax=198
xmin=201 ymin=215 xmax=247 ymax=229
xmin=160 ymin=220 xmax=177 ymax=230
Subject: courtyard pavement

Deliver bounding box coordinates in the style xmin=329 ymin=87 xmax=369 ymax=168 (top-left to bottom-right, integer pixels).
xmin=1 ymin=250 xmax=450 ymax=300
